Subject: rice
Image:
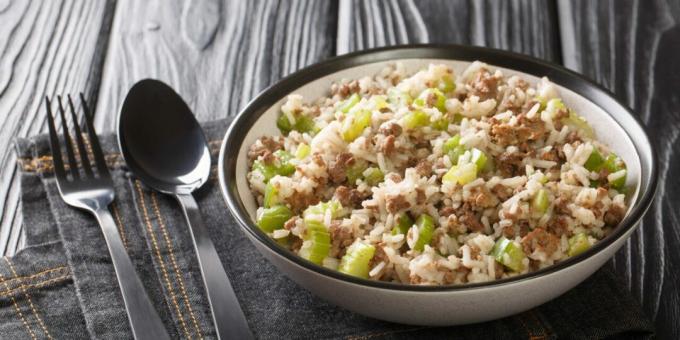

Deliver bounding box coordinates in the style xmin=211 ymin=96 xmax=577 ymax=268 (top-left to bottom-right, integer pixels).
xmin=245 ymin=61 xmax=631 ymax=285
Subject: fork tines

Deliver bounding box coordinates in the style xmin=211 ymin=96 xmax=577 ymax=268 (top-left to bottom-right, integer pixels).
xmin=44 ymin=94 xmax=110 ymax=181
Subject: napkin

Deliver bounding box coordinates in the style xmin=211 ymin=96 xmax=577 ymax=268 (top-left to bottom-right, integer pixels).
xmin=0 ymin=118 xmax=654 ymax=339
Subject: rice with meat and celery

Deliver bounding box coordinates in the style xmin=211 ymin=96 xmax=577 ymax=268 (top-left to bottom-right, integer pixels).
xmin=246 ymin=61 xmax=629 ymax=285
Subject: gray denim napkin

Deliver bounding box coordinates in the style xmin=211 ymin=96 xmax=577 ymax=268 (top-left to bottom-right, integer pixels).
xmin=0 ymin=118 xmax=654 ymax=339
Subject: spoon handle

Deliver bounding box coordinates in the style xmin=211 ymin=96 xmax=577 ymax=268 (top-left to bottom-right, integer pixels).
xmin=175 ymin=193 xmax=253 ymax=340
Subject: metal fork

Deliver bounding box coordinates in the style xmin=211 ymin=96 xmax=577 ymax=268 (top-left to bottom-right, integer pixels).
xmin=45 ymin=94 xmax=170 ymax=340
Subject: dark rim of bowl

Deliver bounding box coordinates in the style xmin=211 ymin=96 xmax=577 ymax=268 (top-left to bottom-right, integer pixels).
xmin=218 ymin=44 xmax=658 ymax=292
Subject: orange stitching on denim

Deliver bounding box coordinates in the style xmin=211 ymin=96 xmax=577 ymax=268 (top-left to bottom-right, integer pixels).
xmin=0 ymin=274 xmax=71 ymax=299
xmin=111 ymin=203 xmax=128 ymax=250
xmin=135 ymin=181 xmax=191 ymax=338
xmin=4 ymin=258 xmax=54 ymax=340
xmin=0 ymin=270 xmax=37 ymax=340
xmin=0 ymin=266 xmax=68 ymax=285
xmin=151 ymin=192 xmax=204 ymax=339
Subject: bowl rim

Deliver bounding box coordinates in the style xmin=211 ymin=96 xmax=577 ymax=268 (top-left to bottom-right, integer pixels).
xmin=218 ymin=44 xmax=658 ymax=292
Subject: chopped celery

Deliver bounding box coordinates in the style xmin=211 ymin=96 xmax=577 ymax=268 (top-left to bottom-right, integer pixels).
xmin=403 ymin=110 xmax=430 ymax=130
xmin=276 ymin=114 xmax=292 ymax=134
xmin=584 ymin=148 xmax=605 ymax=172
xmin=442 ymin=135 xmax=461 ymax=153
xmin=437 ymin=75 xmax=456 ymax=93
xmin=252 ymin=160 xmax=277 ymax=182
xmin=370 ymin=95 xmax=389 ymax=110
xmin=442 ymin=163 xmax=477 ymax=185
xmin=273 ymin=150 xmax=295 ymax=176
xmin=263 ymin=181 xmax=279 ymax=208
xmin=603 ymin=154 xmax=627 ymax=190
xmin=277 ymin=114 xmax=317 ymax=135
xmin=341 ymin=110 xmax=372 ymax=142
xmin=568 ymin=233 xmax=591 ymax=257
xmin=431 ymin=118 xmax=449 ymax=131
xmin=338 ymin=93 xmax=360 ymax=113
xmin=363 ymin=167 xmax=384 ymax=186
xmin=414 ymin=88 xmax=447 ymax=113
xmin=295 ymin=143 xmax=311 ymax=159
xmin=545 ymin=98 xmax=565 ymax=116
xmin=391 ymin=213 xmax=414 ymax=235
xmin=303 ymin=200 xmax=343 ymax=224
xmin=275 ymin=236 xmax=290 ymax=247
xmin=532 ymin=189 xmax=550 ymax=215
xmin=471 ymin=148 xmax=488 ymax=171
xmin=387 ymin=88 xmax=412 ymax=106
xmin=562 ymin=111 xmax=594 ymax=138
xmin=491 ymin=237 xmax=526 ymax=272
xmin=609 ymin=169 xmax=627 ymax=190
xmin=346 ymin=161 xmax=367 ymax=185
xmin=257 ymin=205 xmax=292 ymax=233
xmin=411 ymin=214 xmax=435 ymax=251
xmin=338 ymin=242 xmax=376 ymax=278
xmin=299 ymin=227 xmax=331 ymax=265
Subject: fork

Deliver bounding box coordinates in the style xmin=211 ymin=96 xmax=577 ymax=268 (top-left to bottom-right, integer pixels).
xmin=45 ymin=94 xmax=170 ymax=340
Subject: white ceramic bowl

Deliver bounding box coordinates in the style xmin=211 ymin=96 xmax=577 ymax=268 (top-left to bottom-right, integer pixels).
xmin=218 ymin=45 xmax=657 ymax=326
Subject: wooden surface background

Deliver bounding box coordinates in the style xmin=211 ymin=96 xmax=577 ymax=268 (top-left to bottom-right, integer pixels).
xmin=0 ymin=0 xmax=677 ymax=337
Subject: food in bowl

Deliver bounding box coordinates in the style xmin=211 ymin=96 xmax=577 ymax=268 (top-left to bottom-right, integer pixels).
xmin=245 ymin=61 xmax=629 ymax=285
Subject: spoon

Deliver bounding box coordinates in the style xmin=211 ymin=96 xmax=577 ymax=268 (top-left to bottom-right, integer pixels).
xmin=117 ymin=79 xmax=253 ymax=340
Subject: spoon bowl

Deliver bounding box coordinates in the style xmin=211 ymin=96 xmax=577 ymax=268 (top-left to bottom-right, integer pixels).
xmin=117 ymin=79 xmax=211 ymax=195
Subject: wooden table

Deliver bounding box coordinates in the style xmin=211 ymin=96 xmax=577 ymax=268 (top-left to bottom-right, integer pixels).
xmin=1 ymin=0 xmax=677 ymax=337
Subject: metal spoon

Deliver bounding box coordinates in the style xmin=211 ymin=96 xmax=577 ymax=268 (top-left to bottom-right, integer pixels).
xmin=117 ymin=79 xmax=253 ymax=340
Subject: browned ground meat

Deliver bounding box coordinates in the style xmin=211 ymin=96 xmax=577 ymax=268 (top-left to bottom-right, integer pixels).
xmin=283 ymin=216 xmax=298 ymax=230
xmin=331 ymin=79 xmax=360 ymax=98
xmin=521 ymin=228 xmax=559 ymax=257
xmin=468 ymin=186 xmax=499 ymax=209
xmin=457 ymin=205 xmax=484 ymax=232
xmin=329 ymin=221 xmax=354 ymax=257
xmin=285 ymin=191 xmax=320 ymax=214
xmin=386 ymin=173 xmax=402 ymax=183
xmin=546 ymin=215 xmax=569 ymax=237
xmin=380 ymin=135 xmax=396 ymax=155
xmin=468 ymin=69 xmax=499 ymax=101
xmin=379 ymin=121 xmax=403 ymax=136
xmin=333 ymin=186 xmax=368 ymax=208
xmin=496 ymin=151 xmax=525 ymax=177
xmin=415 ymin=160 xmax=432 ymax=177
xmin=386 ymin=195 xmax=410 ymax=214
xmin=247 ymin=136 xmax=283 ymax=163
xmin=604 ymin=204 xmax=626 ymax=226
xmin=328 ymin=153 xmax=355 ymax=184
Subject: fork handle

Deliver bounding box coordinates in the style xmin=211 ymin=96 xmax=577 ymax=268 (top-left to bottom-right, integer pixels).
xmin=94 ymin=207 xmax=170 ymax=340
xmin=175 ymin=193 xmax=253 ymax=340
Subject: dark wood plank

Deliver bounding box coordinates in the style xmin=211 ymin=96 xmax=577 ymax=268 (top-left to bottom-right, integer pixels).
xmin=93 ymin=0 xmax=338 ymax=131
xmin=0 ymin=0 xmax=115 ymax=255
xmin=558 ymin=1 xmax=680 ymax=338
xmin=337 ymin=0 xmax=560 ymax=61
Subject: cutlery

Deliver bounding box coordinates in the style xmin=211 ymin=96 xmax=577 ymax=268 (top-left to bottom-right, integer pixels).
xmin=117 ymin=80 xmax=253 ymax=340
xmin=44 ymin=94 xmax=170 ymax=340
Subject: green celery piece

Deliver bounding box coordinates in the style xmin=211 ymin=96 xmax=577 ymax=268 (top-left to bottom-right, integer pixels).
xmin=276 ymin=114 xmax=293 ymax=134
xmin=338 ymin=242 xmax=376 ymax=278
xmin=391 ymin=213 xmax=414 ymax=235
xmin=471 ymin=148 xmax=488 ymax=171
xmin=545 ymin=98 xmax=565 ymax=115
xmin=387 ymin=88 xmax=412 ymax=106
xmin=370 ymin=95 xmax=389 ymax=110
xmin=568 ymin=233 xmax=591 ymax=257
xmin=491 ymin=237 xmax=526 ymax=272
xmin=414 ymin=88 xmax=447 ymax=113
xmin=584 ymin=148 xmax=605 ymax=172
xmin=275 ymin=235 xmax=290 ymax=247
xmin=342 ymin=110 xmax=372 ymax=142
xmin=338 ymin=93 xmax=360 ymax=113
xmin=346 ymin=161 xmax=367 ymax=185
xmin=273 ymin=150 xmax=295 ymax=176
xmin=299 ymin=233 xmax=331 ymax=265
xmin=562 ymin=110 xmax=594 ymax=138
xmin=257 ymin=205 xmax=293 ymax=233
xmin=263 ymin=181 xmax=279 ymax=208
xmin=295 ymin=143 xmax=311 ymax=159
xmin=363 ymin=167 xmax=384 ymax=186
xmin=411 ymin=214 xmax=435 ymax=251
xmin=442 ymin=163 xmax=477 ymax=185
xmin=432 ymin=118 xmax=449 ymax=131
xmin=437 ymin=75 xmax=456 ymax=93
xmin=403 ymin=110 xmax=430 ymax=130
xmin=532 ymin=189 xmax=549 ymax=215
xmin=609 ymin=169 xmax=627 ymax=190
xmin=252 ymin=160 xmax=277 ymax=182
xmin=442 ymin=135 xmax=461 ymax=154
xmin=303 ymin=200 xmax=343 ymax=224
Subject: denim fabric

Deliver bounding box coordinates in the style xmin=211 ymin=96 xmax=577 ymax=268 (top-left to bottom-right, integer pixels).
xmin=1 ymin=118 xmax=654 ymax=339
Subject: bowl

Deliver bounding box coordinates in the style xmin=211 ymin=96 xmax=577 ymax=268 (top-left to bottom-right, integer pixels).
xmin=218 ymin=44 xmax=657 ymax=326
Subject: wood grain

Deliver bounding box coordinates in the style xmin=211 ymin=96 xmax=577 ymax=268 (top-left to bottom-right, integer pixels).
xmin=337 ymin=0 xmax=560 ymax=62
xmin=559 ymin=1 xmax=680 ymax=338
xmin=0 ymin=0 xmax=115 ymax=255
xmin=93 ymin=0 xmax=338 ymax=131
